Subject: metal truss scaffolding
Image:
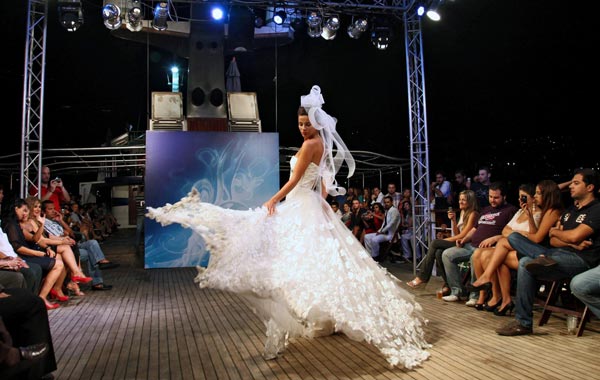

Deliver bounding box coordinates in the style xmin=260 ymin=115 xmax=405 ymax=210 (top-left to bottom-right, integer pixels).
xmin=404 ymin=10 xmax=430 ymax=275
xmin=20 ymin=0 xmax=48 ymax=198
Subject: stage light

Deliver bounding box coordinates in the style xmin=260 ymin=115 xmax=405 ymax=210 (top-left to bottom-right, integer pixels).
xmin=426 ymin=0 xmax=442 ymax=21
xmin=417 ymin=6 xmax=425 ymax=16
xmin=211 ymin=6 xmax=225 ymax=21
xmin=273 ymin=10 xmax=287 ymax=25
xmin=371 ymin=26 xmax=392 ymax=50
xmin=152 ymin=2 xmax=169 ymax=31
xmin=58 ymin=0 xmax=84 ymax=32
xmin=171 ymin=67 xmax=180 ymax=93
xmin=126 ymin=0 xmax=143 ymax=32
xmin=321 ymin=16 xmax=340 ymax=40
xmin=102 ymin=3 xmax=122 ymax=30
xmin=253 ymin=8 xmax=267 ymax=28
xmin=347 ymin=18 xmax=368 ymax=39
xmin=306 ymin=12 xmax=322 ymax=38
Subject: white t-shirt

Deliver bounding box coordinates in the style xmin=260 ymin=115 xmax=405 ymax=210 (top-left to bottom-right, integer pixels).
xmin=0 ymin=227 xmax=18 ymax=258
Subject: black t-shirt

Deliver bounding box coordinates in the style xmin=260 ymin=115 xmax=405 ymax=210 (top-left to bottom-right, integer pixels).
xmin=470 ymin=182 xmax=490 ymax=208
xmin=559 ymin=199 xmax=600 ymax=268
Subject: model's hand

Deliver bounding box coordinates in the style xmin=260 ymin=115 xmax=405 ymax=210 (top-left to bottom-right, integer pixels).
xmin=263 ymin=199 xmax=277 ymax=216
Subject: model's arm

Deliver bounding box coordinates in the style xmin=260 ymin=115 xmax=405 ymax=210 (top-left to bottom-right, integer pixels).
xmin=264 ymin=140 xmax=319 ymax=215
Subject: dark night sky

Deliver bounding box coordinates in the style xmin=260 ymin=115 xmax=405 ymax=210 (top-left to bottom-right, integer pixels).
xmin=2 ymin=0 xmax=598 ymax=189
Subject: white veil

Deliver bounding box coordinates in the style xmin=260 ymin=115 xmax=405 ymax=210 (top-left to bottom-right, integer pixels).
xmin=300 ymin=85 xmax=355 ymax=196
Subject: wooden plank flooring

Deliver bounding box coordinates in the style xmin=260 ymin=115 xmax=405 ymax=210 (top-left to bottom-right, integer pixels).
xmin=48 ymin=229 xmax=600 ymax=379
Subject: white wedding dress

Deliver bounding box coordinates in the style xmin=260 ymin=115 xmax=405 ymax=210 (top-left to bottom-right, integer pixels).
xmin=146 ymin=156 xmax=431 ymax=369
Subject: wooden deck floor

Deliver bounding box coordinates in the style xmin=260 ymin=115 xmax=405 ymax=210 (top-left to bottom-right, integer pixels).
xmin=48 ymin=229 xmax=600 ymax=380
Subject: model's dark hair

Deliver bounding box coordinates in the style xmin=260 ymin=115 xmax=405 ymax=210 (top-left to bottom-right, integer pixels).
xmin=298 ymin=106 xmax=308 ymax=116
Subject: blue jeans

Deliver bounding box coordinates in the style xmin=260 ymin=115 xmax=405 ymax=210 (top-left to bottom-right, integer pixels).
xmin=77 ymin=239 xmax=106 ymax=265
xmin=442 ymin=243 xmax=476 ymax=297
xmin=515 ymin=248 xmax=589 ymax=328
xmin=79 ymin=249 xmax=104 ymax=286
xmin=507 ymin=232 xmax=547 ymax=258
xmin=570 ymin=266 xmax=600 ymax=319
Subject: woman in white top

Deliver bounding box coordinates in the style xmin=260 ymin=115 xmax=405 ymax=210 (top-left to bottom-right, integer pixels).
xmin=407 ymin=190 xmax=479 ymax=293
xmin=470 ymin=181 xmax=563 ymax=315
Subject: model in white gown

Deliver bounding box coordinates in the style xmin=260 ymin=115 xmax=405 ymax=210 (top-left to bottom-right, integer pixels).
xmin=146 ymin=86 xmax=430 ymax=369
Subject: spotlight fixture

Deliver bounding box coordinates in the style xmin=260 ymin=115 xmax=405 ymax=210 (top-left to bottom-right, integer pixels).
xmin=426 ymin=0 xmax=442 ymax=21
xmin=321 ymin=16 xmax=340 ymax=40
xmin=57 ymin=0 xmax=84 ymax=32
xmin=306 ymin=12 xmax=322 ymax=38
xmin=347 ymin=18 xmax=368 ymax=39
xmin=273 ymin=10 xmax=287 ymax=25
xmin=126 ymin=0 xmax=143 ymax=32
xmin=371 ymin=25 xmax=392 ymax=50
xmin=102 ymin=3 xmax=122 ymax=30
xmin=211 ymin=6 xmax=225 ymax=21
xmin=417 ymin=6 xmax=425 ymax=16
xmin=253 ymin=8 xmax=267 ymax=28
xmin=152 ymin=2 xmax=169 ymax=31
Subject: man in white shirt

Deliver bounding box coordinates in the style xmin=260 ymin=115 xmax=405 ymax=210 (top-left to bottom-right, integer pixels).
xmin=364 ymin=196 xmax=401 ymax=261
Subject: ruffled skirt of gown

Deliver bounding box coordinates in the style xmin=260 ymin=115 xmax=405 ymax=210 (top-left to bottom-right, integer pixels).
xmin=146 ymin=187 xmax=431 ymax=369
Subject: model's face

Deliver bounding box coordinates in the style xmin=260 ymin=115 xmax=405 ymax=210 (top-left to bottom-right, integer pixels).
xmin=298 ymin=115 xmax=317 ymax=139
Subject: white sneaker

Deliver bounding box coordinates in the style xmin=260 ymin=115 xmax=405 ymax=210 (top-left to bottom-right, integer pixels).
xmin=442 ymin=295 xmax=460 ymax=302
xmin=465 ymin=298 xmax=478 ymax=307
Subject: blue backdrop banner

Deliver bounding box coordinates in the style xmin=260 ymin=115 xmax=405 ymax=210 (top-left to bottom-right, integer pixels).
xmin=144 ymin=131 xmax=280 ymax=269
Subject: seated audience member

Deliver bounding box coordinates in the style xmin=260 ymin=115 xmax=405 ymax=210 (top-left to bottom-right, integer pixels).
xmin=348 ymin=199 xmax=367 ymax=239
xmin=364 ymin=196 xmax=401 ymax=261
xmin=330 ymin=201 xmax=342 ymax=217
xmin=4 ymin=199 xmax=64 ymax=310
xmin=0 ymin=226 xmax=42 ymax=294
xmin=497 ymin=168 xmax=600 ymax=336
xmin=0 ymin=285 xmax=57 ymax=380
xmin=407 ymin=190 xmax=479 ymax=292
xmin=341 ymin=202 xmax=352 ymax=228
xmin=469 ymin=180 xmax=562 ymax=315
xmin=359 ymin=202 xmax=384 ymax=245
xmin=440 ymin=182 xmax=517 ymax=304
xmin=570 ymin=265 xmax=600 ymax=318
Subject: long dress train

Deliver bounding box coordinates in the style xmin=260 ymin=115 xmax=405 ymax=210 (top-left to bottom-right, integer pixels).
xmin=146 ymin=156 xmax=431 ymax=369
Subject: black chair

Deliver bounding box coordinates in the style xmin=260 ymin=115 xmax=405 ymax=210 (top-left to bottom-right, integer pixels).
xmin=535 ymin=275 xmax=591 ymax=337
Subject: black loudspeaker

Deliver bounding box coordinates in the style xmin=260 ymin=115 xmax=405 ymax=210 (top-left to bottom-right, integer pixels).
xmin=226 ymin=6 xmax=255 ymax=53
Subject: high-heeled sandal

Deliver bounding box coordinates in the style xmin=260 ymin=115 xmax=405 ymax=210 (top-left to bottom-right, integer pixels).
xmin=49 ymin=289 xmax=69 ymax=302
xmin=66 ymin=282 xmax=85 ymax=296
xmin=71 ymin=274 xmax=92 ymax=284
xmin=484 ymin=299 xmax=502 ymax=312
xmin=494 ymin=301 xmax=515 ymax=316
xmin=43 ymin=298 xmax=60 ymax=310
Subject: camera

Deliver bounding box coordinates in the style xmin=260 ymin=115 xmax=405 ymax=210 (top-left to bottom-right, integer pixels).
xmin=54 ymin=177 xmax=61 ymax=182
xmin=520 ymin=195 xmax=527 ymax=204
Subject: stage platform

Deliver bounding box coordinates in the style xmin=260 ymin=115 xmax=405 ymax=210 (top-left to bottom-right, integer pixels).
xmin=48 ymin=228 xmax=600 ymax=379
